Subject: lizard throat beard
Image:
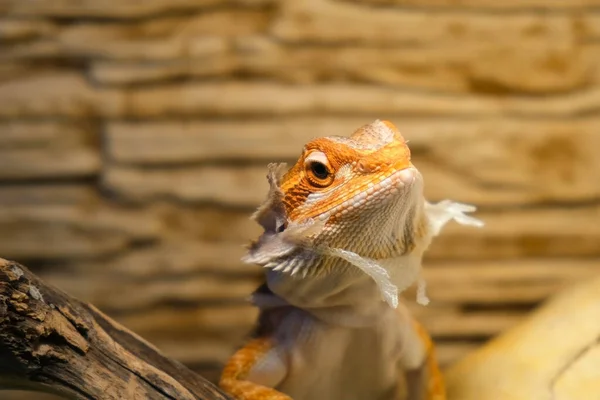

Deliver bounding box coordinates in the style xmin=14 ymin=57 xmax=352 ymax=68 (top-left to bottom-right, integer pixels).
xmin=245 ymin=170 xmax=426 ymax=314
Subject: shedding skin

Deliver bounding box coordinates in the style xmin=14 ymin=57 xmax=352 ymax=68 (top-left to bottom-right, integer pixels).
xmin=220 ymin=120 xmax=481 ymax=400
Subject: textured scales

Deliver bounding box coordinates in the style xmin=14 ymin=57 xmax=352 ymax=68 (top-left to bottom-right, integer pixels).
xmin=220 ymin=120 xmax=483 ymax=400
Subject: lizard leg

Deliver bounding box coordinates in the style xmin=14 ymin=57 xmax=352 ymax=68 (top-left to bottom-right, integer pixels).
xmin=406 ymin=319 xmax=445 ymax=400
xmin=219 ymin=337 xmax=291 ymax=400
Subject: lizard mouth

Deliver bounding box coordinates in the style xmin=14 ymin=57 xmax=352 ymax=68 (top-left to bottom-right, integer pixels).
xmin=316 ymin=166 xmax=418 ymax=222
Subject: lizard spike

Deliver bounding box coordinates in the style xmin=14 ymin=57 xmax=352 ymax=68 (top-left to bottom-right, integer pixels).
xmin=282 ymin=260 xmax=296 ymax=274
xmin=269 ymin=262 xmax=284 ymax=271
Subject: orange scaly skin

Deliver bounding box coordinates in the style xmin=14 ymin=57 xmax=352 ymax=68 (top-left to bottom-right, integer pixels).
xmin=219 ymin=338 xmax=292 ymax=400
xmin=412 ymin=320 xmax=446 ymax=400
xmin=220 ymin=121 xmax=482 ymax=400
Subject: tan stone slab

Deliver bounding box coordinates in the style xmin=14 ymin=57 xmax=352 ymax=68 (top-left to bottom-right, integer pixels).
xmin=91 ymin=56 xmax=236 ymax=84
xmin=419 ymin=260 xmax=600 ymax=304
xmin=586 ymin=14 xmax=600 ymax=40
xmin=0 ymin=39 xmax=62 ymax=60
xmin=237 ymin=36 xmax=589 ymax=94
xmin=0 ymin=18 xmax=57 ymax=41
xmin=100 ymin=240 xmax=261 ymax=278
xmin=415 ymin=308 xmax=525 ymax=337
xmin=3 ymin=74 xmax=600 ymax=118
xmin=423 ymin=260 xmax=600 ymax=284
xmin=428 ymin=205 xmax=600 ymax=259
xmin=418 ymin=258 xmax=600 ymax=304
xmin=337 ymin=0 xmax=600 ymax=9
xmin=103 ymin=165 xmax=270 ymax=207
xmin=159 ymin=205 xmax=262 ymax=243
xmin=0 ymin=73 xmax=122 ymax=118
xmin=52 ymin=10 xmax=266 ymax=61
xmin=122 ymin=82 xmax=600 ymax=118
xmin=0 ymin=121 xmax=101 ymax=180
xmin=0 ymin=62 xmax=34 ymax=80
xmin=90 ymin=43 xmax=467 ymax=88
xmin=0 ymin=184 xmax=97 ymax=206
xmin=91 ymin=34 xmax=591 ymax=93
xmin=273 ymin=0 xmax=576 ymax=45
xmin=0 ymin=204 xmax=162 ymax=259
xmin=1 ymin=0 xmax=272 ymax=18
xmin=421 ymin=281 xmax=571 ymax=305
xmin=0 ymin=148 xmax=100 ymax=180
xmin=445 ymin=275 xmax=600 ymax=400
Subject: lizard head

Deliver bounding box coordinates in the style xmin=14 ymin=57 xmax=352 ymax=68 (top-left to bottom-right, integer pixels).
xmin=245 ymin=119 xmax=428 ymax=310
xmin=277 ymin=120 xmax=424 ymax=256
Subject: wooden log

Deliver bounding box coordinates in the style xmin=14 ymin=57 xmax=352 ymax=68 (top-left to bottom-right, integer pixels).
xmin=0 ymin=258 xmax=233 ymax=400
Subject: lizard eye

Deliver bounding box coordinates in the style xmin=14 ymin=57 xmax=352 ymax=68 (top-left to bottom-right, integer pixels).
xmin=309 ymin=162 xmax=329 ymax=179
xmin=304 ymin=151 xmax=334 ymax=187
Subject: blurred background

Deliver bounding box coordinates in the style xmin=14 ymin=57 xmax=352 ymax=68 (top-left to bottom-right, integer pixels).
xmin=1 ymin=0 xmax=600 ymax=398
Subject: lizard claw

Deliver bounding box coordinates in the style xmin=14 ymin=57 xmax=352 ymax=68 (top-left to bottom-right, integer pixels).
xmin=425 ymin=200 xmax=484 ymax=236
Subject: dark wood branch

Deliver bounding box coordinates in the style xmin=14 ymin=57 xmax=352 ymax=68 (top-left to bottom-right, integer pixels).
xmin=0 ymin=258 xmax=233 ymax=400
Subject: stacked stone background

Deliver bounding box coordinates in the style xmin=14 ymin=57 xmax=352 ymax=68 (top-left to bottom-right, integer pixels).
xmin=1 ymin=0 xmax=600 ymax=398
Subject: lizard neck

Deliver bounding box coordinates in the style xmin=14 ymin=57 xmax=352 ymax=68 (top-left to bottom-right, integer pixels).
xmin=261 ymin=250 xmax=424 ymax=327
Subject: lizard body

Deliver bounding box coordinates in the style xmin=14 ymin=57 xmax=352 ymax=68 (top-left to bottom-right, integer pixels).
xmin=220 ymin=120 xmax=482 ymax=400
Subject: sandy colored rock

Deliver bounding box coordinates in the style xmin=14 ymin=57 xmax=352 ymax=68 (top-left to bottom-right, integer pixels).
xmin=0 ymin=121 xmax=100 ymax=180
xmin=91 ymin=55 xmax=236 ymax=84
xmin=276 ymin=5 xmax=587 ymax=93
xmin=424 ymin=260 xmax=600 ymax=284
xmin=0 ymin=185 xmax=97 ymax=206
xmin=271 ymin=0 xmax=590 ymax=92
xmin=103 ymin=165 xmax=270 ymax=207
xmin=123 ymin=82 xmax=600 ymax=118
xmin=337 ymin=0 xmax=600 ymax=9
xmin=446 ymin=275 xmax=600 ymax=400
xmin=4 ymin=74 xmax=600 ymax=118
xmin=91 ymin=35 xmax=592 ymax=93
xmin=0 ymin=204 xmax=161 ymax=259
xmin=273 ymin=0 xmax=575 ymax=45
xmin=55 ymin=10 xmax=267 ymax=61
xmin=0 ymin=18 xmax=57 ymax=41
xmin=586 ymin=15 xmax=600 ymax=39
xmin=421 ymin=260 xmax=600 ymax=304
xmin=99 ymin=240 xmax=260 ymax=278
xmin=2 ymin=0 xmax=272 ymax=18
xmin=0 ymin=73 xmax=122 ymax=117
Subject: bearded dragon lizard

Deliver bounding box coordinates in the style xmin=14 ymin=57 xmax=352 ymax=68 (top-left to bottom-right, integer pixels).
xmin=219 ymin=120 xmax=483 ymax=400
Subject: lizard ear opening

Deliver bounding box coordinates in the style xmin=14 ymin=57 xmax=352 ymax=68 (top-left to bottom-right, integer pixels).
xmin=304 ymin=151 xmax=334 ymax=188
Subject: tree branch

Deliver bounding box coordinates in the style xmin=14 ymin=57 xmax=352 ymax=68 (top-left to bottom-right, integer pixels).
xmin=0 ymin=258 xmax=234 ymax=400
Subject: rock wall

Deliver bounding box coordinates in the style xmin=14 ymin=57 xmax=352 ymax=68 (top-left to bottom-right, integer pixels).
xmin=1 ymin=0 xmax=600 ymax=397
